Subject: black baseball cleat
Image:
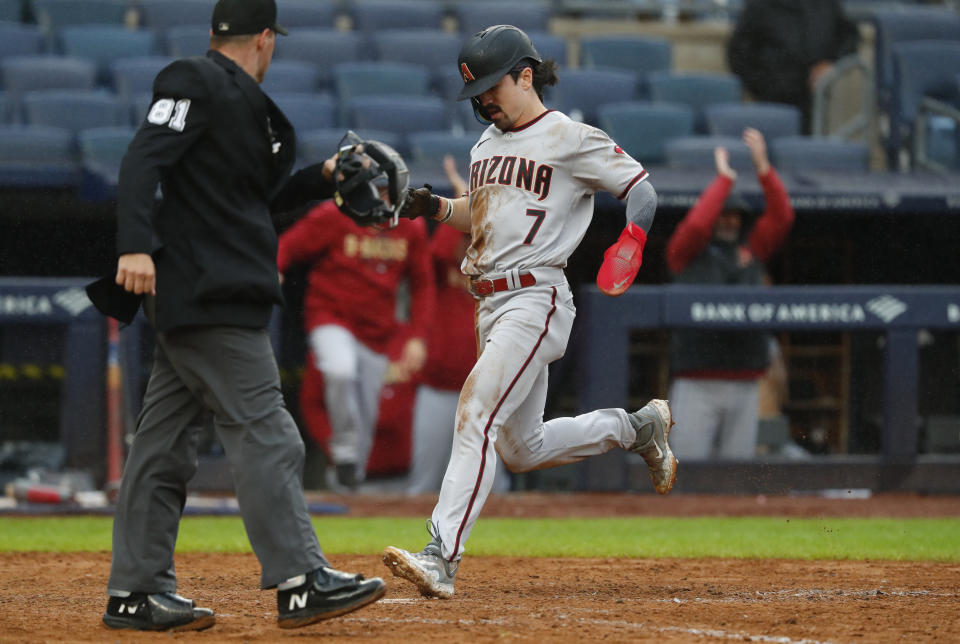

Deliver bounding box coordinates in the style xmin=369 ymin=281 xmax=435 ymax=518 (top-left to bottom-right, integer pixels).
xmin=102 ymin=592 xmax=215 ymax=631
xmin=277 ymin=566 xmax=387 ymax=629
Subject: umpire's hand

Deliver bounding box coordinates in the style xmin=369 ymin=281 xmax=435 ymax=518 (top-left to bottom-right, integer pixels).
xmin=116 ymin=253 xmax=156 ymax=295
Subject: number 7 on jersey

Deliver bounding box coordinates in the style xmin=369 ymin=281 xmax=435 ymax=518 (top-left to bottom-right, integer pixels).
xmin=523 ymin=208 xmax=546 ymax=245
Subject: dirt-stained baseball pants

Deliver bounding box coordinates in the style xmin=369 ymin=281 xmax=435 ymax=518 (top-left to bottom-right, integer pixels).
xmin=107 ymin=325 xmax=327 ymax=594
xmin=431 ymin=279 xmax=637 ymax=561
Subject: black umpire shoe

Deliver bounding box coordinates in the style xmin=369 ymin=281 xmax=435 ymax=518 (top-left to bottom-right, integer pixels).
xmin=102 ymin=592 xmax=215 ymax=631
xmin=277 ymin=566 xmax=386 ymax=629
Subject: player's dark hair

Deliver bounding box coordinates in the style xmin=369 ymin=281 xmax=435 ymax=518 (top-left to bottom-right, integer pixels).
xmin=510 ymin=58 xmax=559 ymax=101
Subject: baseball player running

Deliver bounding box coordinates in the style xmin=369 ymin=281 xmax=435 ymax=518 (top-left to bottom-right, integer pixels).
xmin=381 ymin=25 xmax=677 ymax=599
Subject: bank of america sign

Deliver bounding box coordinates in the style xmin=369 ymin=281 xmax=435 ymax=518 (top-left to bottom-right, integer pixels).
xmin=689 ymin=295 xmax=909 ymax=325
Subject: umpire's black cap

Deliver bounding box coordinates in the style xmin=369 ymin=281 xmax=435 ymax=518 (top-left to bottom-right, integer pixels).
xmin=212 ymin=0 xmax=288 ymax=36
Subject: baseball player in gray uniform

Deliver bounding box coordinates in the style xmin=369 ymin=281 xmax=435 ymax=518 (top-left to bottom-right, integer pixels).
xmin=381 ymin=25 xmax=678 ymax=599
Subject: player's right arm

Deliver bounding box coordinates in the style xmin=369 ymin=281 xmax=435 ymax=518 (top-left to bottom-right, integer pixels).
xmin=398 ymin=186 xmax=471 ymax=233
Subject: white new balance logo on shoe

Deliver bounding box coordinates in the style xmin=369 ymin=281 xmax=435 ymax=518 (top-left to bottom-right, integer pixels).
xmin=119 ymin=603 xmax=138 ymax=614
xmin=289 ymin=591 xmax=308 ymax=611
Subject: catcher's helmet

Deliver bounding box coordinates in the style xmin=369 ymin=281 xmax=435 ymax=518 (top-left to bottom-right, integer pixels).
xmin=456 ymin=25 xmax=542 ymax=101
xmin=333 ymin=131 xmax=409 ymax=227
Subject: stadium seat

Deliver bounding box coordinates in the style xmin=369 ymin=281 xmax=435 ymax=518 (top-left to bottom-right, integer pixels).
xmin=350 ymin=0 xmax=444 ymax=35
xmin=259 ymin=59 xmax=322 ymax=95
xmin=77 ymin=125 xmax=136 ymax=200
xmin=550 ymin=67 xmax=638 ymax=125
xmin=454 ymin=1 xmax=551 ymax=36
xmin=648 ymin=71 xmax=742 ymax=134
xmin=407 ymin=130 xmax=475 ymax=169
xmin=579 ymin=35 xmax=671 ymax=94
xmin=0 ymin=22 xmax=46 ymax=58
xmin=0 ymin=0 xmax=23 ymax=22
xmin=131 ymin=91 xmax=154 ymax=125
xmin=769 ymin=136 xmax=870 ymax=173
xmin=345 ymin=95 xmax=449 ymax=154
xmin=0 ymin=56 xmax=97 ymax=102
xmin=110 ymin=56 xmax=173 ymax=99
xmin=372 ymin=29 xmax=461 ymax=78
xmin=297 ymin=126 xmax=402 ymax=168
xmin=333 ymin=62 xmax=431 ymax=104
xmin=890 ymin=40 xmax=960 ymax=171
xmin=597 ymin=101 xmax=694 ymax=165
xmin=31 ymin=0 xmax=128 ymax=31
xmin=277 ymin=0 xmax=338 ymax=29
xmin=703 ymin=102 xmax=801 ymax=141
xmin=526 ymin=31 xmax=568 ymax=67
xmin=22 ymin=89 xmax=129 ymax=134
xmin=0 ymin=124 xmax=79 ymax=188
xmin=270 ymin=92 xmax=336 ymax=133
xmin=664 ymin=135 xmax=753 ymax=172
xmin=164 ymin=25 xmax=210 ymax=57
xmin=274 ymin=29 xmax=365 ymax=91
xmin=0 ymin=91 xmax=11 ymax=123
xmin=135 ymin=0 xmax=215 ymax=30
xmin=58 ymin=26 xmax=156 ymax=86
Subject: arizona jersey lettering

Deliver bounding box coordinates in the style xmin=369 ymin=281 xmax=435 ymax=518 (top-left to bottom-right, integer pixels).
xmin=463 ymin=110 xmax=648 ymax=276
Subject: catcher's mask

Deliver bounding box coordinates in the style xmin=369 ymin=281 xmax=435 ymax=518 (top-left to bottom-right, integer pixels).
xmin=333 ymin=131 xmax=409 ymax=227
xmin=456 ymin=24 xmax=542 ymax=124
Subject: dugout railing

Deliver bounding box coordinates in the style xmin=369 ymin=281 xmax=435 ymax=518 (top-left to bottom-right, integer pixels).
xmin=575 ymin=285 xmax=960 ymax=494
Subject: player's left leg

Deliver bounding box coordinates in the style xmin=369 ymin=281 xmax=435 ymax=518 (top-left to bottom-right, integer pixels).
xmin=351 ymin=341 xmax=389 ymax=483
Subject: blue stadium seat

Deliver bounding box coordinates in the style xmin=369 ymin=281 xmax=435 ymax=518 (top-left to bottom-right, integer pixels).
xmin=0 ymin=22 xmax=46 ymax=58
xmin=274 ymin=29 xmax=365 ymax=91
xmin=270 ymin=92 xmax=336 ymax=133
xmin=131 ymin=91 xmax=154 ymax=125
xmin=871 ymin=8 xmax=960 ymax=119
xmin=454 ymin=2 xmax=551 ymax=36
xmin=664 ymin=135 xmax=753 ymax=172
xmin=0 ymin=56 xmax=97 ymax=102
xmin=136 ymin=0 xmax=215 ymax=30
xmin=297 ymin=126 xmax=402 ymax=168
xmin=407 ymin=130 xmax=475 ymax=169
xmin=350 ymin=0 xmax=444 ymax=35
xmin=0 ymin=124 xmax=79 ymax=187
xmin=551 ymin=67 xmax=638 ymax=126
xmin=259 ymin=59 xmax=322 ymax=94
xmin=164 ymin=25 xmax=210 ymax=57
xmin=890 ymin=40 xmax=960 ymax=171
xmin=704 ymin=102 xmax=801 ymax=141
xmin=526 ymin=31 xmax=568 ymax=67
xmin=32 ymin=0 xmax=128 ymax=31
xmin=597 ymin=101 xmax=694 ymax=165
xmin=59 ymin=26 xmax=156 ymax=86
xmin=579 ymin=35 xmax=671 ymax=93
xmin=648 ymin=71 xmax=742 ymax=134
xmin=110 ymin=56 xmax=173 ymax=100
xmin=346 ymin=95 xmax=449 ymax=154
xmin=77 ymin=125 xmax=136 ymax=200
xmin=333 ymin=62 xmax=431 ymax=103
xmin=0 ymin=0 xmax=23 ymax=22
xmin=769 ymin=136 xmax=870 ymax=173
xmin=372 ymin=29 xmax=461 ymax=77
xmin=22 ymin=89 xmax=129 ymax=134
xmin=277 ymin=0 xmax=338 ymax=29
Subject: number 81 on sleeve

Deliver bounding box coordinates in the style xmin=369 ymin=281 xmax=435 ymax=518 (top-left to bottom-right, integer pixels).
xmin=147 ymin=98 xmax=191 ymax=132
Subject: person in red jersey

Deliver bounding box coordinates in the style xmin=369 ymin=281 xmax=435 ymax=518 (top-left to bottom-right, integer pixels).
xmin=278 ymin=192 xmax=435 ymax=491
xmin=665 ymin=127 xmax=795 ymax=460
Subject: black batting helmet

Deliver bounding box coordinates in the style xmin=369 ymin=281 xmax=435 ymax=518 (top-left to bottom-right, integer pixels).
xmin=456 ymin=25 xmax=542 ymax=101
xmin=333 ymin=131 xmax=409 ymax=227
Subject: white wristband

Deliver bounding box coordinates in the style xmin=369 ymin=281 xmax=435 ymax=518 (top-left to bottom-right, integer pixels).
xmin=436 ymin=198 xmax=453 ymax=223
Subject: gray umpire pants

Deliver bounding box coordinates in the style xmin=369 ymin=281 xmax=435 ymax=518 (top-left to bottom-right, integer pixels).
xmin=107 ymin=324 xmax=327 ymax=594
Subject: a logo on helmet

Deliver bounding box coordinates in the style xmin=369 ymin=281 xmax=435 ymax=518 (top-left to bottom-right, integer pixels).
xmin=461 ymin=63 xmax=476 ymax=83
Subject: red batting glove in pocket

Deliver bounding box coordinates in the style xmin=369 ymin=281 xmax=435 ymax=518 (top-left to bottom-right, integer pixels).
xmin=596 ymin=222 xmax=647 ymax=296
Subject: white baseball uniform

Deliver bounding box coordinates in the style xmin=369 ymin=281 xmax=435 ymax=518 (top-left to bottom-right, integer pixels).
xmin=431 ymin=110 xmax=651 ymax=561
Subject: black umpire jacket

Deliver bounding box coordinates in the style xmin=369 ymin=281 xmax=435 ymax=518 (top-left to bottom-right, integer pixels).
xmin=110 ymin=50 xmax=333 ymax=332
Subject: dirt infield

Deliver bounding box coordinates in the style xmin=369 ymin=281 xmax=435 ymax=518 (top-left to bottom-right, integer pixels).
xmin=1 ymin=493 xmax=958 ymax=643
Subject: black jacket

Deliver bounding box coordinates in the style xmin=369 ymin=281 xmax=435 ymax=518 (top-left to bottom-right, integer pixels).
xmin=114 ymin=50 xmax=333 ymax=332
xmin=727 ymin=0 xmax=859 ymax=108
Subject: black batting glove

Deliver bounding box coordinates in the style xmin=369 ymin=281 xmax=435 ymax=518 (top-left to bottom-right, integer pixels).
xmin=398 ymin=183 xmax=440 ymax=220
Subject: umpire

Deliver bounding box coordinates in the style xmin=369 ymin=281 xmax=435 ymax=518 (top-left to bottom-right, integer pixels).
xmin=98 ymin=0 xmax=386 ymax=632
